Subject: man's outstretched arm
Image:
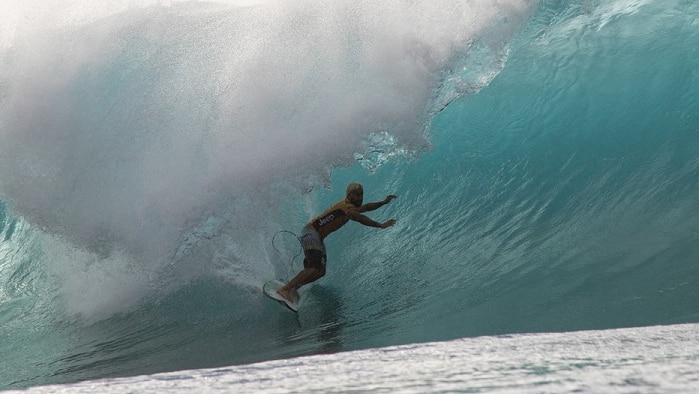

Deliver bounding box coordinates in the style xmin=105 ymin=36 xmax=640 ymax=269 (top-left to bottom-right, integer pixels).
xmin=359 ymin=195 xmax=397 ymax=213
xmin=347 ymin=210 xmax=397 ymax=229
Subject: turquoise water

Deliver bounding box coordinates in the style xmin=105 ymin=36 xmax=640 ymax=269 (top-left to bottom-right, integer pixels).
xmin=1 ymin=0 xmax=698 ymax=390
xmin=5 ymin=323 xmax=699 ymax=393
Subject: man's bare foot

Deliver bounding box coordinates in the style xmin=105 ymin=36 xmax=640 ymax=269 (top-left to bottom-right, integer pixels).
xmin=277 ymin=288 xmax=298 ymax=303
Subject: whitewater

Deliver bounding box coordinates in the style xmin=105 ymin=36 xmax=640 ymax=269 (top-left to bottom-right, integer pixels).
xmin=1 ymin=0 xmax=698 ymax=391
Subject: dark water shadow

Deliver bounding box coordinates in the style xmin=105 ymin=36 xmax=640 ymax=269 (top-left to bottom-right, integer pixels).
xmin=295 ymin=284 xmax=347 ymax=355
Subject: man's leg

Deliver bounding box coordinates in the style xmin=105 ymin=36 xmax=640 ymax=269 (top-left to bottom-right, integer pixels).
xmin=277 ymin=249 xmax=325 ymax=302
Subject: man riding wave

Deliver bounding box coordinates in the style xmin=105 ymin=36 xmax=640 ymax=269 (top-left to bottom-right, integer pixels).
xmin=277 ymin=183 xmax=397 ymax=303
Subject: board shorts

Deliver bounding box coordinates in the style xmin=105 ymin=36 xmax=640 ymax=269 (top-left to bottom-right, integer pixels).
xmin=300 ymin=226 xmax=327 ymax=273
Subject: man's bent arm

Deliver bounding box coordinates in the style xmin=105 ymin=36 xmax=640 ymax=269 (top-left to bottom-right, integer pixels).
xmin=359 ymin=195 xmax=397 ymax=212
xmin=347 ymin=211 xmax=396 ymax=229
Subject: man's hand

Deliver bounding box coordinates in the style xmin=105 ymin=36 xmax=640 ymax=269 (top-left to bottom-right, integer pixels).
xmin=381 ymin=219 xmax=397 ymax=229
xmin=383 ymin=195 xmax=397 ymax=204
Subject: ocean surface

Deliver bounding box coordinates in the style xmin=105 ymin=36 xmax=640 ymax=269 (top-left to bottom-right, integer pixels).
xmin=1 ymin=0 xmax=698 ymax=391
xmin=6 ymin=324 xmax=699 ymax=393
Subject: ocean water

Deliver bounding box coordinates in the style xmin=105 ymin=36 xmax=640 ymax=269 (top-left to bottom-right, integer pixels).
xmin=1 ymin=0 xmax=698 ymax=391
xmin=6 ymin=323 xmax=699 ymax=393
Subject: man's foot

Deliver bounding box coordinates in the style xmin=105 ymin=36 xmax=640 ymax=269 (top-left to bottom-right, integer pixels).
xmin=277 ymin=288 xmax=299 ymax=304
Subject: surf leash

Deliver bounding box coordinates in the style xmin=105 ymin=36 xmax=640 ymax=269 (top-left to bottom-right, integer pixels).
xmin=271 ymin=230 xmax=302 ymax=280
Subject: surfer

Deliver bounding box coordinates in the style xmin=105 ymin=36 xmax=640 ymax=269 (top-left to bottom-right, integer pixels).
xmin=277 ymin=183 xmax=397 ymax=303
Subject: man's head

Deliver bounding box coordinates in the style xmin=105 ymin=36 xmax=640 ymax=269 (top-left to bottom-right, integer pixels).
xmin=346 ymin=182 xmax=363 ymax=207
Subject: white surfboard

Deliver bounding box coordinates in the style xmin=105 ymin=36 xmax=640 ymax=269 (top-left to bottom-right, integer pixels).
xmin=263 ymin=279 xmax=299 ymax=312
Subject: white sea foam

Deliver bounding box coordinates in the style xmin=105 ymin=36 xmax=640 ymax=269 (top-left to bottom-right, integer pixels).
xmin=8 ymin=323 xmax=699 ymax=393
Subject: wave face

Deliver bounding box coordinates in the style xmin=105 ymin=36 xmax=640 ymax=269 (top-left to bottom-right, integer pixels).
xmin=1 ymin=0 xmax=698 ymax=389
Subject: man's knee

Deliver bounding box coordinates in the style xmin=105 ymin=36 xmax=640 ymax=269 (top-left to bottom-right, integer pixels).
xmin=304 ymin=249 xmax=326 ymax=274
xmin=317 ymin=264 xmax=326 ymax=277
xmin=309 ymin=266 xmax=326 ymax=280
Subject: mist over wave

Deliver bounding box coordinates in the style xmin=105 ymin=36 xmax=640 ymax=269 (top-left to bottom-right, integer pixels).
xmin=0 ymin=0 xmax=533 ymax=319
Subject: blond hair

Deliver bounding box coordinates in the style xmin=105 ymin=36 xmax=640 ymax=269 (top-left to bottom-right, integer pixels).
xmin=345 ymin=182 xmax=363 ymax=195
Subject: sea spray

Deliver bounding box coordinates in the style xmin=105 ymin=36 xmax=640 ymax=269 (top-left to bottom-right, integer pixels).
xmin=0 ymin=0 xmax=534 ymax=320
